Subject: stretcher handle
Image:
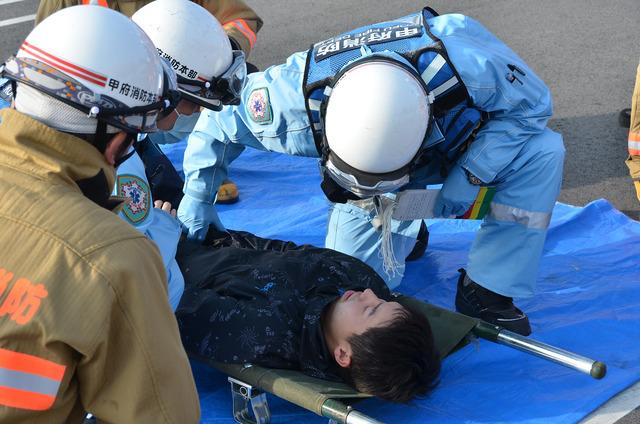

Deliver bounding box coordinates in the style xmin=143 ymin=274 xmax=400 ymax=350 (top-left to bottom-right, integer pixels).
xmin=473 ymin=322 xmax=607 ymax=379
xmin=322 ymin=399 xmax=385 ymax=424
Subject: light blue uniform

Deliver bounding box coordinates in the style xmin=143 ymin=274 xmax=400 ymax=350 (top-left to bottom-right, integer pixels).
xmin=114 ymin=148 xmax=185 ymax=310
xmin=179 ymin=12 xmax=564 ymax=296
xmin=0 ymin=83 xmax=186 ymax=308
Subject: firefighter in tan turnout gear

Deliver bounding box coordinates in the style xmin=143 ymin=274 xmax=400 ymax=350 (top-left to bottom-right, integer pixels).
xmin=36 ymin=0 xmax=264 ymax=204
xmin=0 ymin=5 xmax=199 ymax=423
xmin=626 ymin=63 xmax=640 ymax=205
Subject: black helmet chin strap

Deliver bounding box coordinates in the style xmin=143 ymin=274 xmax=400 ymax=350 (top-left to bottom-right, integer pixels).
xmin=93 ymin=120 xmax=110 ymax=154
xmin=91 ymin=119 xmax=137 ymax=167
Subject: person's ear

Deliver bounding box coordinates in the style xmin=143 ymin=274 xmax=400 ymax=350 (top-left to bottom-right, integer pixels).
xmin=333 ymin=343 xmax=352 ymax=368
xmin=103 ymin=132 xmax=130 ymax=166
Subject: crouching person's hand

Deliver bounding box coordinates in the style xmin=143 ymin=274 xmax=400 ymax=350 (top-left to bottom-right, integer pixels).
xmin=433 ymin=165 xmax=481 ymax=218
xmin=176 ymin=193 xmax=225 ymax=241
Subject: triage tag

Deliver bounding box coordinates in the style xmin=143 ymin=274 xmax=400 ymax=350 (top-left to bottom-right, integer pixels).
xmin=392 ymin=189 xmax=441 ymax=220
xmin=392 ymin=187 xmax=496 ymax=221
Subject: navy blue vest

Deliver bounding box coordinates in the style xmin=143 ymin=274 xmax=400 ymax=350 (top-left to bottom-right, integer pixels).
xmin=303 ymin=8 xmax=484 ymax=174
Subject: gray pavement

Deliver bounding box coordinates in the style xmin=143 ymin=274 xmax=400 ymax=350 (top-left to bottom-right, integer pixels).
xmin=2 ymin=0 xmax=639 ymax=219
xmin=245 ymin=0 xmax=640 ymax=220
xmin=0 ymin=0 xmax=639 ymax=422
xmin=0 ymin=0 xmax=37 ymax=60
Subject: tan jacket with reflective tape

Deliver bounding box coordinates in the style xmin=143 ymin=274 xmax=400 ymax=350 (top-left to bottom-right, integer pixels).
xmin=626 ymin=63 xmax=640 ymax=203
xmin=0 ymin=109 xmax=199 ymax=424
xmin=35 ymin=0 xmax=263 ymax=57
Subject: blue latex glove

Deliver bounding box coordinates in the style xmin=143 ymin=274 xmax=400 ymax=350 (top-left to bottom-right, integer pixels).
xmin=433 ymin=165 xmax=481 ymax=218
xmin=176 ymin=193 xmax=225 ymax=241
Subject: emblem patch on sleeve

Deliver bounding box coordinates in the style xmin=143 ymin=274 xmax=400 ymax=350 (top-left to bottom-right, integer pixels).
xmin=247 ymin=87 xmax=273 ymax=124
xmin=117 ymin=174 xmax=151 ymax=225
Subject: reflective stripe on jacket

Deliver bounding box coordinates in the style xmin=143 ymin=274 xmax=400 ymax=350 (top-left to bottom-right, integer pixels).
xmin=0 ymin=109 xmax=199 ymax=423
xmin=35 ymin=0 xmax=263 ymax=57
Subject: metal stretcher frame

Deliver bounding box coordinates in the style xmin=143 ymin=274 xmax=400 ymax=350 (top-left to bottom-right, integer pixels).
xmin=206 ymin=296 xmax=606 ymax=424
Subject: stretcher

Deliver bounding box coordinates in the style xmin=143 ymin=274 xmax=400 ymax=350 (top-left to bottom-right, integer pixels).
xmin=160 ymin=143 xmax=638 ymax=423
xmin=204 ymin=296 xmax=606 ymax=424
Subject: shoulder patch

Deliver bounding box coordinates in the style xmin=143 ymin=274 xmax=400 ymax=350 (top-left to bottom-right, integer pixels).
xmin=247 ymin=87 xmax=273 ymax=124
xmin=117 ymin=174 xmax=151 ymax=225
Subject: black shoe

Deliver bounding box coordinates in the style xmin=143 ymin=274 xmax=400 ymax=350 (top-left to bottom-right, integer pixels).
xmin=619 ymin=108 xmax=631 ymax=128
xmin=455 ymin=269 xmax=531 ymax=336
xmin=405 ymin=221 xmax=429 ymax=262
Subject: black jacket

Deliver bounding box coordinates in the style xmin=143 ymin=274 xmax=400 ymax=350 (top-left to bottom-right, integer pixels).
xmin=175 ymin=231 xmax=391 ymax=381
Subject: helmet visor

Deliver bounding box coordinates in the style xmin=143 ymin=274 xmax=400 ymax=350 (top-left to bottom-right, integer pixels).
xmin=176 ymin=50 xmax=247 ymax=110
xmin=324 ymin=159 xmax=410 ymax=198
xmin=1 ymin=56 xmax=178 ymax=133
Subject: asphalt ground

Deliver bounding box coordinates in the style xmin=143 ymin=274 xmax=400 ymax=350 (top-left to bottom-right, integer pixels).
xmin=0 ymin=0 xmax=37 ymax=60
xmin=1 ymin=0 xmax=638 ymax=422
xmin=2 ymin=0 xmax=639 ymax=219
xmin=245 ymin=0 xmax=640 ymax=221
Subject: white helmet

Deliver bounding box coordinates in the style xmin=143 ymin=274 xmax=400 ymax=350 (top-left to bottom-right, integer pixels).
xmin=0 ymin=5 xmax=178 ymax=139
xmin=322 ymin=59 xmax=431 ymax=198
xmin=132 ymin=0 xmax=247 ymax=111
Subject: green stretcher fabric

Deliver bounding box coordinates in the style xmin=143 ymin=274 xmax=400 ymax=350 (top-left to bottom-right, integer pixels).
xmin=395 ymin=296 xmax=478 ymax=359
xmin=210 ymin=300 xmax=477 ymax=416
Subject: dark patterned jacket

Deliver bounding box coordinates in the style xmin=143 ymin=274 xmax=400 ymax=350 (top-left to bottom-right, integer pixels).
xmin=175 ymin=231 xmax=391 ymax=381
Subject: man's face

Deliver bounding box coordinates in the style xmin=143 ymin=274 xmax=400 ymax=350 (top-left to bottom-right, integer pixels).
xmin=330 ymin=288 xmax=404 ymax=340
xmin=156 ymin=99 xmax=201 ymax=130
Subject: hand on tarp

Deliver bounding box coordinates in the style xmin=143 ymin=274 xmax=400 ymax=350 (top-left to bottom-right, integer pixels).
xmin=433 ymin=165 xmax=481 ymax=218
xmin=177 ymin=193 xmax=225 ymax=242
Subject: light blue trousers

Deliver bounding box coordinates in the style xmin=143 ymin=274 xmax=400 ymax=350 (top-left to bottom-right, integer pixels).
xmin=326 ymin=128 xmax=564 ymax=297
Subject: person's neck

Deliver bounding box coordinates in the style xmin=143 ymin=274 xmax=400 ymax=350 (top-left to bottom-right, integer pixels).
xmin=321 ymin=300 xmax=339 ymax=355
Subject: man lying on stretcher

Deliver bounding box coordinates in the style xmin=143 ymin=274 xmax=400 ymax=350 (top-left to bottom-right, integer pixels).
xmin=175 ymin=229 xmax=441 ymax=403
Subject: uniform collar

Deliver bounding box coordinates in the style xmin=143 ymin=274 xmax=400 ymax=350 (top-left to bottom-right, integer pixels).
xmin=299 ymin=295 xmax=344 ymax=381
xmin=0 ymin=108 xmax=121 ymax=209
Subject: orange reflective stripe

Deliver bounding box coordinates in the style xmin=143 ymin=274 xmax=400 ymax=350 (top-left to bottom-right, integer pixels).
xmin=0 ymin=386 xmax=55 ymax=411
xmin=81 ymin=0 xmax=109 ymax=6
xmin=629 ymin=132 xmax=640 ymax=155
xmin=235 ymin=19 xmax=257 ymax=46
xmin=0 ymin=348 xmax=65 ymax=381
xmin=224 ymin=19 xmax=256 ymax=48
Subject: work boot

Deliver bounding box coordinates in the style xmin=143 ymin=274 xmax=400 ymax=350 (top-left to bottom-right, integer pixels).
xmin=405 ymin=221 xmax=429 ymax=261
xmin=216 ymin=179 xmax=239 ymax=204
xmin=619 ymin=108 xmax=631 ymax=128
xmin=455 ymin=269 xmax=531 ymax=336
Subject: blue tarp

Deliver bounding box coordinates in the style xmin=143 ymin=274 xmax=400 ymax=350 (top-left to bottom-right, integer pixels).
xmin=0 ymin=99 xmax=626 ymax=422
xmin=160 ymin=140 xmax=640 ymax=424
xmin=159 ymin=140 xmax=640 ymax=423
xmin=1 ymin=92 xmax=637 ymax=421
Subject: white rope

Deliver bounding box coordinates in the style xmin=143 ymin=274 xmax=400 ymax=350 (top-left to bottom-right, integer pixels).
xmin=374 ymin=196 xmax=401 ymax=279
